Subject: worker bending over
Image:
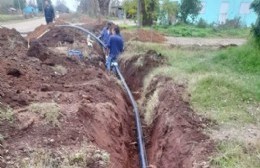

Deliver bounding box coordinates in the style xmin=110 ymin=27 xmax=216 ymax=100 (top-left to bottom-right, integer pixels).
xmin=106 ymin=25 xmax=124 ymax=72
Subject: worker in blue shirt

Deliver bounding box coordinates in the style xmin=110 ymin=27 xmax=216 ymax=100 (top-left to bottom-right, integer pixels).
xmin=44 ymin=0 xmax=55 ymax=24
xmin=100 ymin=22 xmax=112 ymax=46
xmin=106 ymin=25 xmax=124 ymax=72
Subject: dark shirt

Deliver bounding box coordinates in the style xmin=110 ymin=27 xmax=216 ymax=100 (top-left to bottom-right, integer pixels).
xmin=44 ymin=5 xmax=55 ymax=19
xmin=107 ymin=34 xmax=124 ymax=59
xmin=100 ymin=27 xmax=111 ymax=46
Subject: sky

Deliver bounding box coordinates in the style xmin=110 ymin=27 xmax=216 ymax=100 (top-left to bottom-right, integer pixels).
xmin=51 ymin=0 xmax=80 ymax=12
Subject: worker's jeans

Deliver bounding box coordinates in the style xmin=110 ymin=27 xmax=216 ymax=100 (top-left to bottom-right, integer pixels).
xmin=106 ymin=56 xmax=117 ymax=73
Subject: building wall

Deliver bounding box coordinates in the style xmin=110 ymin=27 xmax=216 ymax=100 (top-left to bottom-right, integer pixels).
xmin=173 ymin=0 xmax=257 ymax=26
xmin=198 ymin=0 xmax=257 ymax=26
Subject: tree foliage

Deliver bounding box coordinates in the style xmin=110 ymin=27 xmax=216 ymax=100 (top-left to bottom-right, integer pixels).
xmin=179 ymin=0 xmax=202 ymax=23
xmin=122 ymin=0 xmax=159 ymax=26
xmin=160 ymin=0 xmax=178 ymax=25
xmin=13 ymin=0 xmax=26 ymax=10
xmin=123 ymin=0 xmax=137 ymax=19
xmin=77 ymin=0 xmax=110 ymax=16
xmin=141 ymin=0 xmax=159 ymax=26
xmin=250 ymin=0 xmax=260 ymax=41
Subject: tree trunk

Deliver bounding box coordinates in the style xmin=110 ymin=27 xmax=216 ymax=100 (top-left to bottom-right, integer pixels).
xmin=78 ymin=0 xmax=110 ymax=17
xmin=98 ymin=0 xmax=110 ymax=15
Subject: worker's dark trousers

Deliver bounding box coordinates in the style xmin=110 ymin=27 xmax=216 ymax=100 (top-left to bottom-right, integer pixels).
xmin=45 ymin=17 xmax=53 ymax=24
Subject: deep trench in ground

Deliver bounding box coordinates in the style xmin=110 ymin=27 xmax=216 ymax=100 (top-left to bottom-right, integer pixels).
xmin=119 ymin=50 xmax=214 ymax=168
xmin=0 ymin=26 xmax=214 ymax=168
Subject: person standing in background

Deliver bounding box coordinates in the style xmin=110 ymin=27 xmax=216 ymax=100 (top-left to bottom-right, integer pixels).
xmin=44 ymin=0 xmax=55 ymax=24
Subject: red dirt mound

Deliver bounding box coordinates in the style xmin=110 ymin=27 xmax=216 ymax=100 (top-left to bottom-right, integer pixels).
xmin=144 ymin=76 xmax=214 ymax=168
xmin=122 ymin=29 xmax=166 ymax=43
xmin=0 ymin=28 xmax=137 ymax=168
xmin=38 ymin=27 xmax=86 ymax=47
xmin=0 ymin=27 xmax=27 ymax=57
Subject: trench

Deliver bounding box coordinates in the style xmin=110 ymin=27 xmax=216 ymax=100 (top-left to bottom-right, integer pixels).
xmin=0 ymin=25 xmax=214 ymax=168
xmin=118 ymin=50 xmax=214 ymax=168
xmin=51 ymin=26 xmax=214 ymax=167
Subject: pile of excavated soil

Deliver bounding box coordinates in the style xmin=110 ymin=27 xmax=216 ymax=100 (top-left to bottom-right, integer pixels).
xmin=0 ymin=27 xmax=137 ymax=168
xmin=34 ymin=26 xmax=105 ymax=65
xmin=122 ymin=29 xmax=166 ymax=43
xmin=37 ymin=27 xmax=87 ymax=47
xmin=26 ymin=24 xmax=50 ymax=40
xmin=0 ymin=27 xmax=27 ymax=57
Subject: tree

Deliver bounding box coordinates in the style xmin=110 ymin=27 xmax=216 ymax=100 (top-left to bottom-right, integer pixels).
xmin=161 ymin=0 xmax=178 ymax=25
xmin=179 ymin=0 xmax=202 ymax=23
xmin=0 ymin=0 xmax=13 ymax=13
xmin=122 ymin=0 xmax=159 ymax=26
xmin=77 ymin=0 xmax=110 ymax=16
xmin=13 ymin=0 xmax=26 ymax=11
xmin=250 ymin=0 xmax=260 ymax=41
xmin=123 ymin=0 xmax=137 ymax=19
xmin=141 ymin=0 xmax=159 ymax=26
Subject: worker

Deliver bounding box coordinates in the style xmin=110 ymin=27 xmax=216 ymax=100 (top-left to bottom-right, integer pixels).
xmin=106 ymin=25 xmax=124 ymax=72
xmin=44 ymin=0 xmax=55 ymax=24
xmin=100 ymin=22 xmax=112 ymax=46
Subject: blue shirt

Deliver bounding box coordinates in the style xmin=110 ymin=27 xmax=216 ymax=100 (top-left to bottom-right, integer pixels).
xmin=107 ymin=34 xmax=124 ymax=59
xmin=100 ymin=27 xmax=111 ymax=46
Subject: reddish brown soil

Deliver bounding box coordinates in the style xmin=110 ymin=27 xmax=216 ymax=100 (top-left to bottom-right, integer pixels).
xmin=0 ymin=27 xmax=27 ymax=57
xmin=144 ymin=76 xmax=214 ymax=168
xmin=122 ymin=29 xmax=166 ymax=43
xmin=0 ymin=27 xmax=138 ymax=168
xmin=119 ymin=52 xmax=214 ymax=167
xmin=119 ymin=50 xmax=166 ymax=98
xmin=38 ymin=27 xmax=87 ymax=47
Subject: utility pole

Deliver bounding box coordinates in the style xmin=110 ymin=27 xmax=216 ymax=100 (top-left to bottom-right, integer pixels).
xmin=137 ymin=0 xmax=141 ymax=27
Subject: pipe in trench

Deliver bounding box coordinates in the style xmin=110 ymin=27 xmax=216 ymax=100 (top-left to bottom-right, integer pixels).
xmin=56 ymin=25 xmax=148 ymax=168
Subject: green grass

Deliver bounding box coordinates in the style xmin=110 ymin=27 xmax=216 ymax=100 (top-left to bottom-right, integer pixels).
xmin=19 ymin=144 xmax=110 ymax=168
xmin=28 ymin=102 xmax=61 ymax=126
xmin=131 ymin=41 xmax=260 ymax=125
xmin=0 ymin=104 xmax=13 ymax=122
xmin=125 ymin=40 xmax=260 ymax=168
xmin=153 ymin=24 xmax=250 ymax=38
xmin=212 ymin=141 xmax=260 ymax=168
xmin=0 ymin=14 xmax=23 ymax=22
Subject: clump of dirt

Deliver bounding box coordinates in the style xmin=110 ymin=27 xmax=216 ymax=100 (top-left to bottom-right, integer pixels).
xmin=143 ymin=76 xmax=214 ymax=168
xmin=26 ymin=24 xmax=49 ymax=40
xmin=0 ymin=27 xmax=137 ymax=168
xmin=119 ymin=50 xmax=166 ymax=97
xmin=122 ymin=29 xmax=166 ymax=43
xmin=38 ymin=27 xmax=84 ymax=47
xmin=0 ymin=27 xmax=27 ymax=57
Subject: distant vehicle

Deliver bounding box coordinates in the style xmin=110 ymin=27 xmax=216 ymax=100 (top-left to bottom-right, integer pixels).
xmin=23 ymin=6 xmax=39 ymax=19
xmin=55 ymin=4 xmax=69 ymax=13
xmin=8 ymin=8 xmax=17 ymax=14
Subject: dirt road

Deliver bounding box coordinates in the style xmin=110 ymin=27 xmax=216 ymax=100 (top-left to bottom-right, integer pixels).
xmin=1 ymin=17 xmax=46 ymax=33
xmin=165 ymin=36 xmax=247 ymax=46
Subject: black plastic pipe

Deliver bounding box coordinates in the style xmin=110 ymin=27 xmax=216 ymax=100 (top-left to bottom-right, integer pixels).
xmin=56 ymin=25 xmax=148 ymax=168
xmin=114 ymin=65 xmax=148 ymax=168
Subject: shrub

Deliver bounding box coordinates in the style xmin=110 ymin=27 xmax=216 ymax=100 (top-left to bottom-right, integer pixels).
xmin=197 ymin=18 xmax=208 ymax=28
xmin=250 ymin=0 xmax=260 ymax=42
